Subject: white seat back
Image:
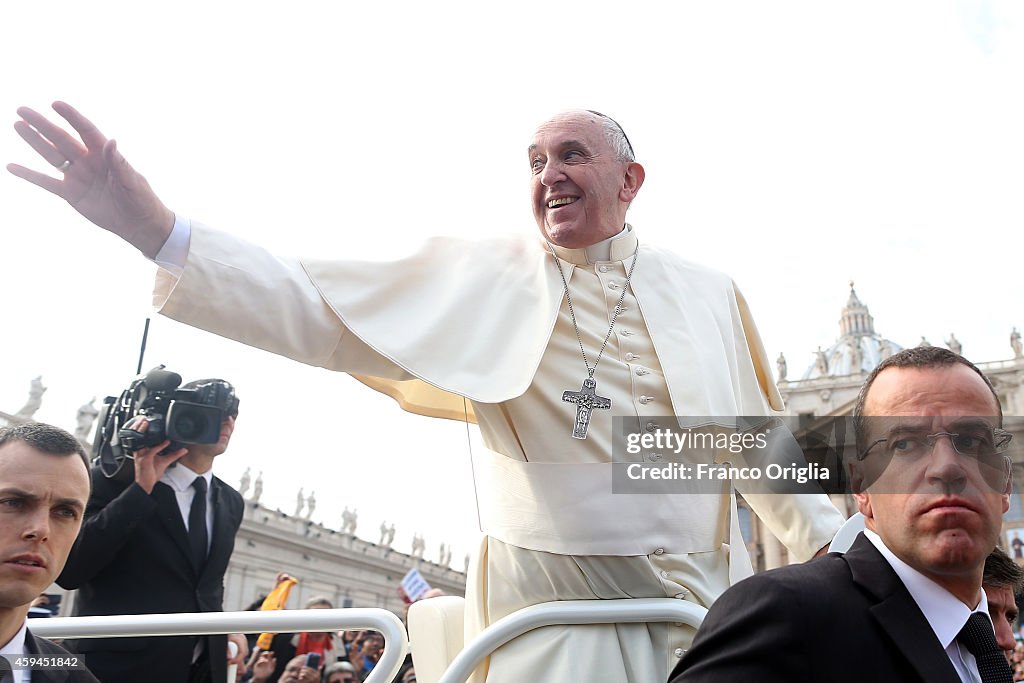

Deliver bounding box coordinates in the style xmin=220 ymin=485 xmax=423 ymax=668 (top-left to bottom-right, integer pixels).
xmin=827 ymin=512 xmax=865 ymax=553
xmin=408 ymin=596 xmax=467 ymax=683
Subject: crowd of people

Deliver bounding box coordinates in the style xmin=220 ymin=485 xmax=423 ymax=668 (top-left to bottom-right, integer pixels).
xmin=235 ymin=579 xmax=413 ymax=683
xmin=242 ymin=631 xmax=410 ymax=683
xmin=244 ymin=633 xmax=413 ymax=683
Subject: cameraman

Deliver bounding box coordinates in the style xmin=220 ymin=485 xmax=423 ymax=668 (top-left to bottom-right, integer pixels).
xmin=58 ymin=379 xmax=246 ymax=683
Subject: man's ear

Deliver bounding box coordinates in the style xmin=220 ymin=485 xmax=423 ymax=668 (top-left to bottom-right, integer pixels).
xmin=849 ymin=456 xmax=876 ymax=518
xmin=1002 ymin=456 xmax=1012 ymax=514
xmin=853 ymin=493 xmax=872 ymax=520
xmin=620 ymin=162 xmax=645 ymax=202
xmin=848 ymin=458 xmax=866 ymax=495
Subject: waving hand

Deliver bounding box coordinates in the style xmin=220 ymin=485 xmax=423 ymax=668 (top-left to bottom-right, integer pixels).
xmin=8 ymin=101 xmax=174 ymax=258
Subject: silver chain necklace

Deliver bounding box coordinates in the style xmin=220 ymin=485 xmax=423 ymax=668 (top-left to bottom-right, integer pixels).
xmin=546 ymin=239 xmax=639 ymax=440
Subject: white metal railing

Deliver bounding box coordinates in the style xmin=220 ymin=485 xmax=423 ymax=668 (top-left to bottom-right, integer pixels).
xmin=436 ymin=598 xmax=708 ymax=683
xmin=30 ymin=608 xmax=408 ymax=683
xmin=31 ymin=599 xmax=707 ymax=683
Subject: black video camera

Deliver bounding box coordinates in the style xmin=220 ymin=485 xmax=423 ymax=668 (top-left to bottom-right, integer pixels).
xmin=95 ymin=366 xmax=240 ymax=477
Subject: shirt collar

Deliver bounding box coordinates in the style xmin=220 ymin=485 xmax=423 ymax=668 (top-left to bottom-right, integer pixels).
xmin=161 ymin=462 xmax=213 ymax=493
xmin=865 ymin=529 xmax=989 ymax=649
xmin=0 ymin=620 xmax=28 ymax=657
xmin=547 ymin=224 xmax=637 ymax=266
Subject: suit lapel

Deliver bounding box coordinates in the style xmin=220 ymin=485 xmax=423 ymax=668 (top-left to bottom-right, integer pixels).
xmin=24 ymin=630 xmax=68 ymax=683
xmin=846 ymin=535 xmax=961 ymax=683
xmin=151 ymin=481 xmax=193 ymax=566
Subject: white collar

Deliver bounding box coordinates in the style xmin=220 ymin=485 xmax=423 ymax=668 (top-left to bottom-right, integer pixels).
xmin=865 ymin=529 xmax=990 ymax=649
xmin=548 ymin=224 xmax=637 ymax=266
xmin=161 ymin=462 xmax=213 ymax=493
xmin=0 ymin=619 xmax=28 ymax=657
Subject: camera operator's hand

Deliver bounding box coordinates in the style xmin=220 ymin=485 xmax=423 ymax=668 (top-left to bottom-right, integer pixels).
xmin=8 ymin=102 xmax=175 ymax=258
xmin=130 ymin=418 xmax=188 ymax=494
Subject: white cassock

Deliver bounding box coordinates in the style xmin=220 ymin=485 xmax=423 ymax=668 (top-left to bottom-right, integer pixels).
xmin=155 ymin=221 xmax=844 ymax=682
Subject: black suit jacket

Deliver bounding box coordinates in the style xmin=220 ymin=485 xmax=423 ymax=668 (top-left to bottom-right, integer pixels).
xmin=57 ymin=465 xmax=244 ymax=683
xmin=669 ymin=534 xmax=962 ymax=683
xmin=24 ymin=628 xmax=100 ymax=683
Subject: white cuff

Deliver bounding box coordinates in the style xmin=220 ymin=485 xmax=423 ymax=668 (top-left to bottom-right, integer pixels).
xmin=152 ymin=214 xmax=191 ymax=276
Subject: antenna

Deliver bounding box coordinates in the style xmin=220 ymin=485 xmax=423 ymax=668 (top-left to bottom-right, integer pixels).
xmin=135 ymin=318 xmax=151 ymax=375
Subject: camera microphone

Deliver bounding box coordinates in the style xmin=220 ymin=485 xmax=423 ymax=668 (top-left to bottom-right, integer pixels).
xmin=143 ymin=367 xmax=183 ymax=393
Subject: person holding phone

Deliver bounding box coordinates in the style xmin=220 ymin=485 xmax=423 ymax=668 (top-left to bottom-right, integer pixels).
xmin=250 ymin=596 xmax=338 ymax=682
xmin=276 ymin=654 xmax=320 ymax=683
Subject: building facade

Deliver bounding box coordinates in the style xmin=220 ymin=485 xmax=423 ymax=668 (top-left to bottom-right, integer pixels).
xmin=223 ymin=497 xmax=466 ymax=614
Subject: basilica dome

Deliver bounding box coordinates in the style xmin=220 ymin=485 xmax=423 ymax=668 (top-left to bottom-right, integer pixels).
xmin=799 ymin=284 xmax=904 ymax=380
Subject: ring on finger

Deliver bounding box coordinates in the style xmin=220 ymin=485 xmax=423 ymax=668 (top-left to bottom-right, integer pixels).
xmin=56 ymin=159 xmax=73 ymax=172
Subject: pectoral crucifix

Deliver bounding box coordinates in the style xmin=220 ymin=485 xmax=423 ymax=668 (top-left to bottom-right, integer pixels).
xmin=562 ymin=377 xmax=611 ymax=440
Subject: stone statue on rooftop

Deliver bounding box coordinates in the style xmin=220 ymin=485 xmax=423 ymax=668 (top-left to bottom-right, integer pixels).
xmin=15 ymin=376 xmax=46 ymax=419
xmin=75 ymin=397 xmax=99 ymax=441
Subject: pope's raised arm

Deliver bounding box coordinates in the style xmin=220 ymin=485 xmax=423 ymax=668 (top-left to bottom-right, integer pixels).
xmin=7 ymin=102 xmax=174 ymax=258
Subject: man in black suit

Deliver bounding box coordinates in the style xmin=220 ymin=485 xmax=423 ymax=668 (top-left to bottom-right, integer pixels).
xmin=58 ymin=379 xmax=246 ymax=683
xmin=0 ymin=422 xmax=99 ymax=682
xmin=671 ymin=347 xmax=1013 ymax=682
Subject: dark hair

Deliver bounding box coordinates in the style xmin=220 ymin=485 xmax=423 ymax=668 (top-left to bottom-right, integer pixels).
xmin=181 ymin=378 xmax=239 ymax=418
xmin=0 ymin=422 xmax=90 ymax=475
xmin=182 ymin=378 xmax=231 ymax=390
xmin=984 ymin=546 xmax=1024 ymax=593
xmin=245 ymin=594 xmax=267 ymax=611
xmin=852 ymin=346 xmax=1001 ymax=446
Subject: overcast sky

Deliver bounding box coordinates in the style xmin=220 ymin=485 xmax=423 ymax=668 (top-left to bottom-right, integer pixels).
xmin=2 ymin=0 xmax=1022 ymax=566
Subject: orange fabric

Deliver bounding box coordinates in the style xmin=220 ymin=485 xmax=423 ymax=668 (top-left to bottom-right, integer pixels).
xmin=255 ymin=577 xmax=298 ymax=650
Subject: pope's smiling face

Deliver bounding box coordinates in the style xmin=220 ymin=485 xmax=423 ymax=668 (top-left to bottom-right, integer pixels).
xmin=528 ymin=111 xmax=644 ymax=249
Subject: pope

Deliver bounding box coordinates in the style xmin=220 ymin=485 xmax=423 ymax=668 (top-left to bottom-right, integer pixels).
xmin=9 ymin=103 xmax=844 ymax=682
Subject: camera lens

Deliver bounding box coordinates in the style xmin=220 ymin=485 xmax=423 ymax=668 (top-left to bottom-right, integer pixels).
xmin=173 ymin=411 xmax=211 ymax=441
xmin=166 ymin=401 xmax=225 ymax=444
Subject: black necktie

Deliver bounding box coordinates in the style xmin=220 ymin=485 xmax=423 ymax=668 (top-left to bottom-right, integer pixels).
xmin=957 ymin=612 xmax=1013 ymax=683
xmin=0 ymin=655 xmax=12 ymax=683
xmin=189 ymin=476 xmax=209 ymax=572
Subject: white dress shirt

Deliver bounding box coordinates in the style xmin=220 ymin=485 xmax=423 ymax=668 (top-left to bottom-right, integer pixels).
xmin=1 ymin=620 xmax=30 ymax=682
xmin=160 ymin=463 xmax=215 ymax=663
xmin=160 ymin=463 xmax=214 ymax=550
xmin=866 ymin=529 xmax=990 ymax=683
